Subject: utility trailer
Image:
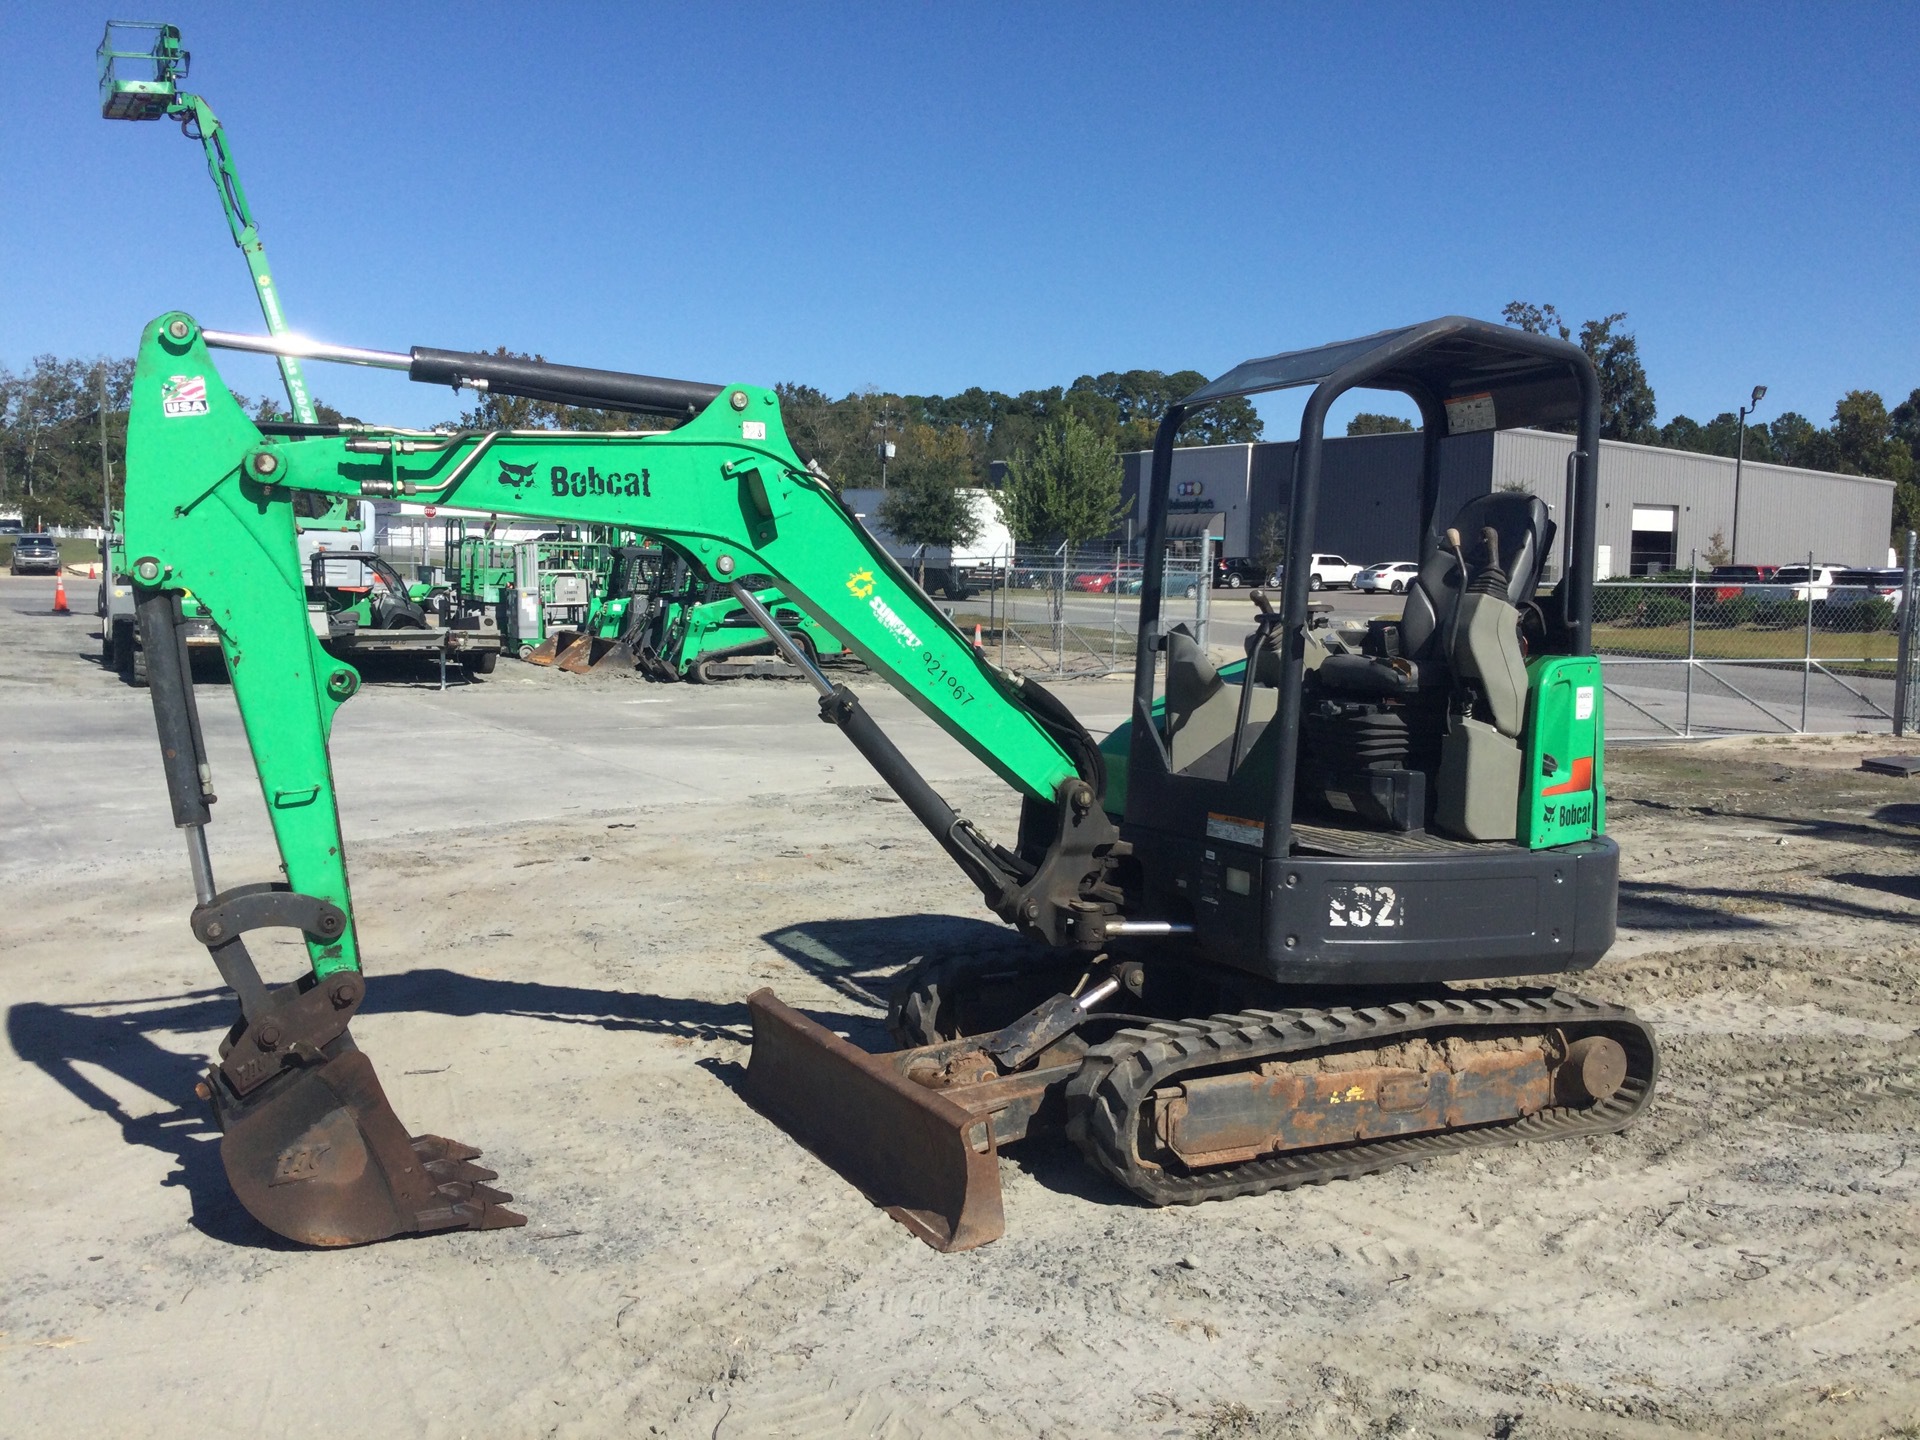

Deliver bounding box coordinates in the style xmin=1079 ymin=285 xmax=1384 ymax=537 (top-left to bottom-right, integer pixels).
xmin=307 ymin=550 xmax=501 ymax=679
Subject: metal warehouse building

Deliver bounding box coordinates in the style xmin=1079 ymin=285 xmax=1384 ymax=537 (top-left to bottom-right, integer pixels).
xmin=1119 ymin=431 xmax=1897 ymax=577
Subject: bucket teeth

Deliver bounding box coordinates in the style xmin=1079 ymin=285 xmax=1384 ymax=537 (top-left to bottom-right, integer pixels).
xmin=412 ymin=1135 xmax=527 ymax=1227
xmin=213 ymin=1046 xmax=527 ymax=1246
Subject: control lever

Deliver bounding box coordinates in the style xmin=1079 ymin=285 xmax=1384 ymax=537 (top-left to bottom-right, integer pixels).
xmin=1229 ymin=587 xmax=1287 ymax=773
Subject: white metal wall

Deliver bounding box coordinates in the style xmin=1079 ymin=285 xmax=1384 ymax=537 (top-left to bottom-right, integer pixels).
xmin=1490 ymin=430 xmax=1896 ymax=570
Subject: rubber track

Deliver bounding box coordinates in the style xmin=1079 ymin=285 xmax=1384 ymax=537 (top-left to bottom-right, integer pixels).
xmin=1064 ymin=989 xmax=1659 ymax=1206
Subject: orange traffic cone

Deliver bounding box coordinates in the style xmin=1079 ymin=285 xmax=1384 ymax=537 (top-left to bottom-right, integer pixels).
xmin=53 ymin=574 xmax=70 ymax=615
xmin=90 ymin=564 xmax=98 ymax=579
xmin=972 ymin=622 xmax=984 ymax=652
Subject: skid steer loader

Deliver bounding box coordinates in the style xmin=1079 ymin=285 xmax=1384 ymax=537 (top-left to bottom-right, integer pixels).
xmin=120 ymin=312 xmax=1654 ymax=1251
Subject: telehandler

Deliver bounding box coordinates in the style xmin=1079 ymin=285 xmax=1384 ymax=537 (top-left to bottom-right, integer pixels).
xmin=122 ymin=313 xmax=1655 ymax=1251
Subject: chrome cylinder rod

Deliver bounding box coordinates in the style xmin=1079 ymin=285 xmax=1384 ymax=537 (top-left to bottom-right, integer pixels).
xmin=1105 ymin=920 xmax=1195 ymax=937
xmin=729 ymin=582 xmax=834 ymax=696
xmin=201 ymin=329 xmax=411 ymax=370
xmin=183 ymin=825 xmax=217 ymax=906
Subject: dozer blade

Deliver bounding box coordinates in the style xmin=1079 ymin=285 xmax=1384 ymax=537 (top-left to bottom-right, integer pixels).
xmin=526 ymin=629 xmax=578 ymax=666
xmin=554 ymin=633 xmax=597 ymax=673
xmin=213 ymin=1044 xmax=526 ymax=1247
xmin=742 ymin=989 xmax=1004 ymax=1252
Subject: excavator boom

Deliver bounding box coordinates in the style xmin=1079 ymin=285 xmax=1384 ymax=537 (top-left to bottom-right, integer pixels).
xmin=122 ymin=313 xmax=1125 ymax=1246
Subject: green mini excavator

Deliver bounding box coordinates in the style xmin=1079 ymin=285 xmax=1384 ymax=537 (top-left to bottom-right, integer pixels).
xmin=121 ymin=312 xmax=1656 ymax=1251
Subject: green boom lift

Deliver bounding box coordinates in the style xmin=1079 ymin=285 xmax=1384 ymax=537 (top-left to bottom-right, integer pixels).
xmin=98 ymin=21 xmax=315 ymax=425
xmin=122 ymin=313 xmax=1655 ymax=1252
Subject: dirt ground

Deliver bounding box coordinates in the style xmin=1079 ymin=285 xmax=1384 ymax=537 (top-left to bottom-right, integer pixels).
xmin=2 ymin=581 xmax=1918 ymax=1439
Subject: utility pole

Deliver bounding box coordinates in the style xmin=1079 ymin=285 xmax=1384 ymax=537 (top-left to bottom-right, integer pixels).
xmin=874 ymin=401 xmax=900 ymax=489
xmin=1729 ymin=383 xmax=1767 ymax=564
xmin=97 ymin=364 xmax=114 ymax=534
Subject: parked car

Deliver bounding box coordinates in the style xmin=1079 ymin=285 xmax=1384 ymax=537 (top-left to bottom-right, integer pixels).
xmin=1753 ymin=564 xmax=1845 ymax=603
xmin=0 ymin=517 xmax=23 ymax=536
xmin=1820 ymin=567 xmax=1905 ymax=616
xmin=1071 ymin=565 xmax=1141 ymax=594
xmin=1355 ymin=560 xmax=1421 ymax=594
xmin=1123 ymin=572 xmax=1201 ymax=599
xmin=1271 ymin=554 xmax=1362 ymax=591
xmin=8 ymin=533 xmax=61 ymax=576
xmin=1304 ymin=553 xmax=1360 ymax=590
xmin=1213 ymin=556 xmax=1269 ymax=589
xmin=1705 ymin=563 xmax=1778 ymax=602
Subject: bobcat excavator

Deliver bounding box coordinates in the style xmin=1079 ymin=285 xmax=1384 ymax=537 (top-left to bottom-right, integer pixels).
xmin=122 ymin=312 xmax=1656 ymax=1251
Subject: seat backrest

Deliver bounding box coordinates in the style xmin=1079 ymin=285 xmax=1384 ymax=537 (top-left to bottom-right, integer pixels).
xmin=1400 ymin=493 xmax=1556 ymax=662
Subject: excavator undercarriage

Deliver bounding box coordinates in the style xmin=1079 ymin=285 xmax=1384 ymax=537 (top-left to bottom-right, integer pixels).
xmin=120 ymin=311 xmax=1657 ymax=1252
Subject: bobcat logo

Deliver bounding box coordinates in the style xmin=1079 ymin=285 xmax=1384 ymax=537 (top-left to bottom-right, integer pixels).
xmin=496 ymin=460 xmax=538 ymax=490
xmin=270 ymin=1142 xmax=331 ymax=1185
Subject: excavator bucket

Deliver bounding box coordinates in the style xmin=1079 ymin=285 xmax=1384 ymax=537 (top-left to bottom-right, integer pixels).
xmin=525 ymin=629 xmax=578 ymax=666
xmin=588 ymin=638 xmax=638 ymax=673
xmin=741 ymin=989 xmax=1004 ymax=1252
xmin=555 ymin=634 xmax=639 ymax=674
xmin=213 ymin=1043 xmax=526 ymax=1247
xmin=553 ymin=633 xmax=597 ymax=673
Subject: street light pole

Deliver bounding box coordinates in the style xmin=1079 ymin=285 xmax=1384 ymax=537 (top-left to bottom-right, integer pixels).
xmin=97 ymin=365 xmax=113 ymax=536
xmin=1730 ymin=383 xmax=1767 ymax=564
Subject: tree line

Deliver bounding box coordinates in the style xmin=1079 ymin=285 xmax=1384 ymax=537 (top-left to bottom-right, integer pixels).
xmin=7 ymin=321 xmax=1914 ymax=546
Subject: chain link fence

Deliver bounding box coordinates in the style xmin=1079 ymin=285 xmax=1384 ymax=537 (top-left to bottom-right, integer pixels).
xmin=946 ymin=542 xmax=1213 ymax=677
xmin=1597 ymin=548 xmax=1912 ymax=737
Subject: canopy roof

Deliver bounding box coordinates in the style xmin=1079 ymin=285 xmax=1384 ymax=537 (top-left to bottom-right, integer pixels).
xmin=1181 ymin=316 xmax=1591 ymax=435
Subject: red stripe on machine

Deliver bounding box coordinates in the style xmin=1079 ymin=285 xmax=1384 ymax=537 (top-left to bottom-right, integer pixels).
xmin=1541 ymin=756 xmax=1593 ymax=797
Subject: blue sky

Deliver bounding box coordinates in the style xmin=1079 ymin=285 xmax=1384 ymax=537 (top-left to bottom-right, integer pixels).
xmin=5 ymin=3 xmax=1915 ymax=437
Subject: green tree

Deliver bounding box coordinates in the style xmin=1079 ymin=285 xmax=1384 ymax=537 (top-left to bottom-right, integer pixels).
xmin=1891 ymin=388 xmax=1920 ymax=464
xmin=0 ymin=355 xmax=135 ymax=530
xmin=1768 ymin=411 xmax=1818 ymax=468
xmin=1798 ymin=390 xmax=1914 ymax=480
xmin=1891 ymin=390 xmax=1920 ymax=538
xmin=1503 ymin=302 xmax=1658 ymax=442
xmin=1579 ymin=314 xmax=1658 ymax=443
xmin=1347 ymin=413 xmax=1415 ymax=436
xmin=1501 ymin=301 xmax=1567 ymax=338
xmin=1658 ymin=411 xmax=1774 ymax=461
xmin=1252 ymin=509 xmax=1288 ymax=580
xmin=878 ymin=423 xmax=979 ymax=584
xmin=998 ymin=412 xmax=1128 ymax=547
xmin=453 ymin=348 xmax=666 ymax=433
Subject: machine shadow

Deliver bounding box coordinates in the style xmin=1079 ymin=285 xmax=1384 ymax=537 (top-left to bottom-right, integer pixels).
xmin=1622 ymin=877 xmax=1920 ymax=930
xmin=758 ymin=913 xmax=1052 ymax=1027
xmin=7 ymin=962 xmax=898 ymax=1249
xmin=7 ymin=990 xmax=279 ymax=1246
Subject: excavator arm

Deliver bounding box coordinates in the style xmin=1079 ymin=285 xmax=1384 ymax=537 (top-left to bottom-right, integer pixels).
xmin=122 ymin=312 xmax=1130 ymax=1246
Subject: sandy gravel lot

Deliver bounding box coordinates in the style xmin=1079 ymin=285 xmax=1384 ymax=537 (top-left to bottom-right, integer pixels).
xmin=2 ymin=578 xmax=1917 ymax=1438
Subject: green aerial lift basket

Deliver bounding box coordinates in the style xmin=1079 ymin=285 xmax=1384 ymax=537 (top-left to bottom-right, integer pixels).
xmin=98 ymin=20 xmax=188 ymax=121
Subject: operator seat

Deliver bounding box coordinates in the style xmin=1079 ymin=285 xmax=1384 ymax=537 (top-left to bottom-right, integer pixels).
xmin=1315 ymin=492 xmax=1555 ymax=696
